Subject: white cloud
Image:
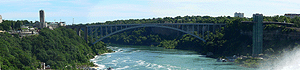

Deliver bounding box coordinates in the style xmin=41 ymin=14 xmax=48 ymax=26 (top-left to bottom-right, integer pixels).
xmin=271 ymin=0 xmax=300 ymax=3
xmin=61 ymin=0 xmax=92 ymax=5
xmin=0 ymin=0 xmax=52 ymax=4
xmin=147 ymin=0 xmax=230 ymax=17
xmin=47 ymin=10 xmax=88 ymax=17
xmin=0 ymin=0 xmax=53 ymax=8
xmin=148 ymin=0 xmax=224 ymax=3
xmin=1 ymin=10 xmax=86 ymax=19
xmin=88 ymin=4 xmax=152 ymax=17
xmin=1 ymin=12 xmax=38 ymax=19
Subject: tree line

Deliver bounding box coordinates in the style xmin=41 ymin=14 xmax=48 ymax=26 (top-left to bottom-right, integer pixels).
xmin=85 ymin=15 xmax=300 ymax=27
xmin=0 ymin=20 xmax=37 ymax=31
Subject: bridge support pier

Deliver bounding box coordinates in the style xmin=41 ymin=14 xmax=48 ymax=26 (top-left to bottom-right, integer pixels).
xmin=95 ymin=27 xmax=98 ymax=41
xmin=76 ymin=28 xmax=81 ymax=37
xmin=197 ymin=25 xmax=200 ymax=34
xmin=91 ymin=27 xmax=95 ymax=43
xmin=101 ymin=26 xmax=103 ymax=37
xmin=106 ymin=26 xmax=108 ymax=35
xmin=84 ymin=26 xmax=88 ymax=43
xmin=207 ymin=25 xmax=209 ymax=38
xmin=213 ymin=25 xmax=215 ymax=32
xmin=202 ymin=25 xmax=204 ymax=37
xmin=252 ymin=14 xmax=263 ymax=57
xmin=110 ymin=26 xmax=112 ymax=33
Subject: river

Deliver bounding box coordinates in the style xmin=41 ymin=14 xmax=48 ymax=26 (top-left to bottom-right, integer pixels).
xmin=90 ymin=45 xmax=256 ymax=70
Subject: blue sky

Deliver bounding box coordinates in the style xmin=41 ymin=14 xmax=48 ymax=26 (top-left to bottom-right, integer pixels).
xmin=1 ymin=0 xmax=299 ymax=25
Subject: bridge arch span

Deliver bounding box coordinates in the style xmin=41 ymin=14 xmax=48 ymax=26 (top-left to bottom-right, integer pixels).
xmin=92 ymin=25 xmax=206 ymax=44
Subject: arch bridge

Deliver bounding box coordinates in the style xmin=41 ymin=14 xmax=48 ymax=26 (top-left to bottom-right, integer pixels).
xmin=67 ymin=23 xmax=226 ymax=45
xmin=66 ymin=14 xmax=295 ymax=57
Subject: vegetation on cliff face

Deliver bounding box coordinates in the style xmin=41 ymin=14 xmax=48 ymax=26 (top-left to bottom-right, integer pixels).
xmin=157 ymin=39 xmax=179 ymax=49
xmin=103 ymin=27 xmax=162 ymax=45
xmin=0 ymin=27 xmax=109 ymax=70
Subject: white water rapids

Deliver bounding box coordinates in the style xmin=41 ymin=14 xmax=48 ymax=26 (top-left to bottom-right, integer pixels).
xmin=260 ymin=46 xmax=300 ymax=70
xmin=90 ymin=45 xmax=255 ymax=70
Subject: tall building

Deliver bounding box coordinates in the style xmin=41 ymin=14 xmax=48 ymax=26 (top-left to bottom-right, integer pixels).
xmin=284 ymin=13 xmax=300 ymax=18
xmin=234 ymin=12 xmax=244 ymax=18
xmin=0 ymin=15 xmax=2 ymax=23
xmin=39 ymin=10 xmax=46 ymax=28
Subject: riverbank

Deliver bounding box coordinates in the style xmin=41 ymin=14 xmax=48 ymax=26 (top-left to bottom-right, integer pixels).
xmin=89 ymin=54 xmax=106 ymax=69
xmin=233 ymin=45 xmax=300 ymax=68
xmin=234 ymin=57 xmax=263 ymax=68
xmin=205 ymin=51 xmax=265 ymax=68
xmin=89 ymin=46 xmax=117 ymax=70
